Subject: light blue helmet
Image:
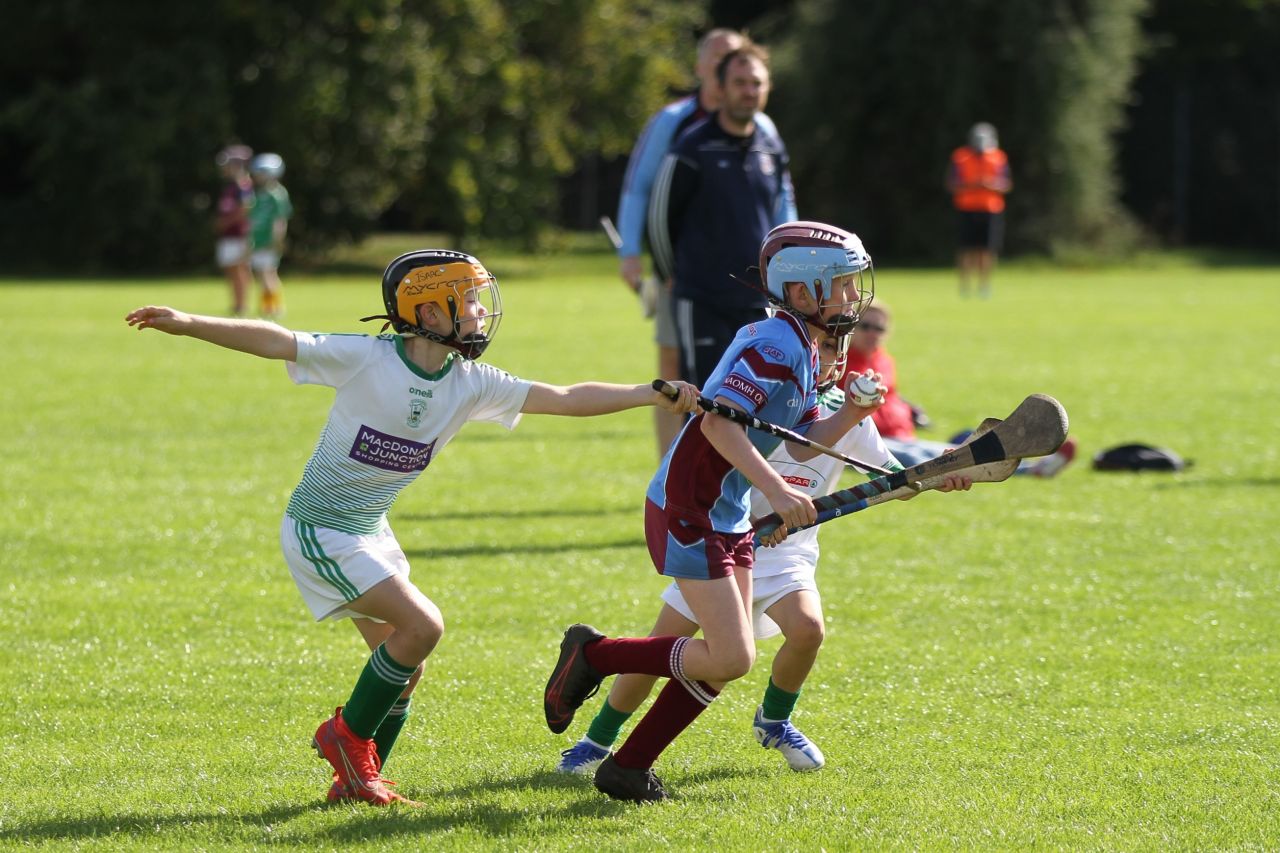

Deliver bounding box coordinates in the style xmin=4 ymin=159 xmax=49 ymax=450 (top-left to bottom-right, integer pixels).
xmin=250 ymin=153 xmax=285 ymax=179
xmin=760 ymin=221 xmax=874 ymax=335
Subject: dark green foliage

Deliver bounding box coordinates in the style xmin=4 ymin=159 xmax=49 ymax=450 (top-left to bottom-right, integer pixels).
xmin=771 ymin=0 xmax=1147 ymax=259
xmin=0 ymin=0 xmax=695 ymax=269
xmin=394 ymin=0 xmax=699 ymax=246
xmin=1119 ymin=0 xmax=1280 ymax=247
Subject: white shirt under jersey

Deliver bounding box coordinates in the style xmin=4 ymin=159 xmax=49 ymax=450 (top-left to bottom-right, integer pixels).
xmin=284 ymin=333 xmax=533 ymax=535
xmin=750 ymin=386 xmax=903 ymax=578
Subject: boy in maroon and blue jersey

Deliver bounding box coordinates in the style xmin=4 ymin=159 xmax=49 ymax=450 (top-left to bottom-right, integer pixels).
xmin=544 ymin=221 xmax=881 ymax=802
xmin=646 ymin=309 xmax=819 ymax=555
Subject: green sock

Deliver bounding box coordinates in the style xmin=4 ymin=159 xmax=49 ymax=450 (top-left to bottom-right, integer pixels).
xmin=584 ymin=699 xmax=634 ymax=747
xmin=341 ymin=644 xmax=415 ymax=739
xmin=374 ymin=698 xmax=411 ymax=767
xmin=761 ymin=677 xmax=800 ymax=722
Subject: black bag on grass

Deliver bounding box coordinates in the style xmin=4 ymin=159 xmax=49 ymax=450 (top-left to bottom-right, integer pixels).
xmin=1092 ymin=443 xmax=1191 ymax=472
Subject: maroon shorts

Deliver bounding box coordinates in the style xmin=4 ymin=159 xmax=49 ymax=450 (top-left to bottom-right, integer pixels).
xmin=644 ymin=499 xmax=754 ymax=580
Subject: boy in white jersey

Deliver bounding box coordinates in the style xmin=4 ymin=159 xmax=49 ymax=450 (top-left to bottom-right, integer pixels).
xmin=125 ymin=249 xmax=698 ymax=806
xmin=554 ymin=335 xmax=970 ymax=778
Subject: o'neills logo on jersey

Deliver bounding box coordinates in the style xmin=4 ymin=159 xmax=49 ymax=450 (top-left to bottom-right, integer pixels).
xmin=782 ymin=474 xmax=815 ymax=488
xmin=723 ymin=373 xmax=766 ymax=407
xmin=350 ymin=426 xmax=437 ymax=473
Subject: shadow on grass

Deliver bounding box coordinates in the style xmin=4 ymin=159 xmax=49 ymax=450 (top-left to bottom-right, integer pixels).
xmin=315 ymin=766 xmax=768 ymax=843
xmin=0 ymin=803 xmax=313 ymax=844
xmin=397 ymin=504 xmax=634 ymax=523
xmin=403 ymin=537 xmax=644 ymax=559
xmin=316 ymin=770 xmax=650 ymax=843
xmin=0 ymin=767 xmax=766 ymax=844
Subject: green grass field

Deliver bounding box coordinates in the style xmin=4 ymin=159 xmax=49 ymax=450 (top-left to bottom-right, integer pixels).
xmin=1 ymin=239 xmax=1277 ymax=850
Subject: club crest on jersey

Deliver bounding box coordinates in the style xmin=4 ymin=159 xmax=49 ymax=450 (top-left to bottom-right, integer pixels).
xmin=407 ymin=398 xmax=427 ymax=428
xmin=758 ymin=153 xmax=775 ymax=176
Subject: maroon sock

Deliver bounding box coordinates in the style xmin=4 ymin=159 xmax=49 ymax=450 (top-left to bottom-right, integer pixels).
xmin=613 ymin=676 xmax=720 ymax=769
xmin=583 ymin=635 xmax=689 ymax=678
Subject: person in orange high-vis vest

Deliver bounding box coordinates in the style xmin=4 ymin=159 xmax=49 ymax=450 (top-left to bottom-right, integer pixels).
xmin=946 ymin=122 xmax=1011 ymax=298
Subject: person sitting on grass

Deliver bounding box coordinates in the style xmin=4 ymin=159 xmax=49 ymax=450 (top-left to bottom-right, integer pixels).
xmin=555 ymin=332 xmax=972 ymax=777
xmin=125 ymin=249 xmax=698 ymax=807
xmin=845 ymin=302 xmax=1076 ymax=477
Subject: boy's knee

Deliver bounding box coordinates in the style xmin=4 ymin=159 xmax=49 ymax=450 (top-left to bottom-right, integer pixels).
xmin=788 ymin=616 xmax=825 ymax=651
xmin=712 ymin=646 xmax=755 ymax=681
xmin=402 ymin=611 xmax=444 ymax=654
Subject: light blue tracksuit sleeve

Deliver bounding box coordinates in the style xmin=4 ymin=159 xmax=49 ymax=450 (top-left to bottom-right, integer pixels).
xmin=616 ymin=102 xmax=690 ymax=258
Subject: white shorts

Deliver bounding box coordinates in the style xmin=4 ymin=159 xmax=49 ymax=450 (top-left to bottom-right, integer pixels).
xmin=280 ymin=516 xmax=409 ymax=621
xmin=250 ymin=249 xmax=281 ymax=272
xmin=216 ymin=237 xmax=249 ymax=268
xmin=660 ymin=563 xmax=819 ymax=640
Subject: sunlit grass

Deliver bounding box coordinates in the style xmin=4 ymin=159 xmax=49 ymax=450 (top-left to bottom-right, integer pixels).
xmin=0 ymin=247 xmax=1276 ymax=849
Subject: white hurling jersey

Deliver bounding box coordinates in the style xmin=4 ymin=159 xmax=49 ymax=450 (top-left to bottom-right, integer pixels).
xmin=284 ymin=333 xmax=532 ymax=535
xmin=750 ymin=386 xmax=903 ymax=578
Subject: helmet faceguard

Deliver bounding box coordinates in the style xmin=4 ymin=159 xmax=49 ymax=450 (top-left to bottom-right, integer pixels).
xmin=815 ymin=332 xmax=850 ymax=395
xmin=364 ymin=250 xmax=503 ymax=359
xmin=759 ymin=221 xmax=874 ymax=337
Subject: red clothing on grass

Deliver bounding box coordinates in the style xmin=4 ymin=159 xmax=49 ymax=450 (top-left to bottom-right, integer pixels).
xmin=844 ymin=347 xmax=915 ymax=440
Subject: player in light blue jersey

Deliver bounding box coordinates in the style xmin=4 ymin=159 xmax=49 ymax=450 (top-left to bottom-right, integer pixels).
xmin=544 ymin=222 xmax=884 ymax=802
xmin=556 ymin=336 xmax=971 ymax=778
xmin=125 ymin=250 xmax=698 ymax=807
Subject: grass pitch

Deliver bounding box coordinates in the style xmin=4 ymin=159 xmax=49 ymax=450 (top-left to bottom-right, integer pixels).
xmin=0 ymin=239 xmax=1277 ymax=850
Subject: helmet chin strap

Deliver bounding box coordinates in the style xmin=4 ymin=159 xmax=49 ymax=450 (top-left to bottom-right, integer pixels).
xmin=409 ymin=323 xmax=490 ymax=359
xmin=358 ymin=314 xmax=491 ymax=358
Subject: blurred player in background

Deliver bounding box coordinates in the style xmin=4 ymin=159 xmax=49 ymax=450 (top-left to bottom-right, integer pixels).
xmin=214 ymin=145 xmax=255 ymax=316
xmin=248 ymin=153 xmax=292 ymax=320
xmin=125 ymin=250 xmax=697 ymax=807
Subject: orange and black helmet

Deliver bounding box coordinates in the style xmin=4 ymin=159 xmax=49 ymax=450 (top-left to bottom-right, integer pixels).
xmin=366 ymin=249 xmax=503 ymax=359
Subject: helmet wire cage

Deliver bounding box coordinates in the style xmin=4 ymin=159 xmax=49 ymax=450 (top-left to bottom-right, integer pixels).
xmin=815 ymin=332 xmax=850 ymax=395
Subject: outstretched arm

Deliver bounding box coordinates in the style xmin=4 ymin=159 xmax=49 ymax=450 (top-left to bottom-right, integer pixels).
xmin=521 ymin=380 xmax=699 ymax=417
xmin=124 ymin=306 xmax=298 ymax=361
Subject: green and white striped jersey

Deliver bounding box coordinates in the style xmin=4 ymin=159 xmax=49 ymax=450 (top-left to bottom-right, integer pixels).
xmin=284 ymin=333 xmax=532 ymax=535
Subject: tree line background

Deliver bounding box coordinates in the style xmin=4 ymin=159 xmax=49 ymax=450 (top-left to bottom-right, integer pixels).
xmin=1 ymin=0 xmax=1277 ymax=271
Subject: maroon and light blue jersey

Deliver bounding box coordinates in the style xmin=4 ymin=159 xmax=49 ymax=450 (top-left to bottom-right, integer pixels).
xmin=217 ymin=178 xmax=254 ymax=238
xmin=647 ymin=311 xmax=817 ymax=533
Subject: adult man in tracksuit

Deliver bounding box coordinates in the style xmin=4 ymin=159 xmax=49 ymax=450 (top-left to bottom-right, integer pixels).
xmin=615 ymin=28 xmax=746 ymax=455
xmin=650 ymin=42 xmax=798 ymax=389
